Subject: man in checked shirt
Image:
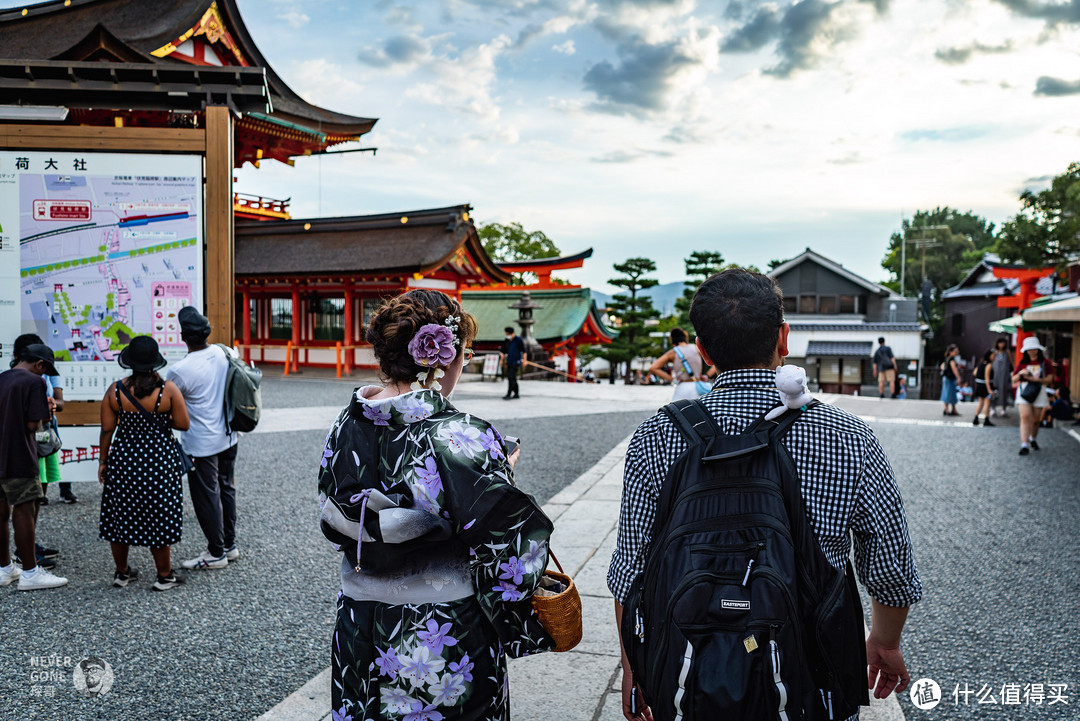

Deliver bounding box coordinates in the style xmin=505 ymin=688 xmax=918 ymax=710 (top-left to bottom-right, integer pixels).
xmin=608 ymin=268 xmax=922 ymax=721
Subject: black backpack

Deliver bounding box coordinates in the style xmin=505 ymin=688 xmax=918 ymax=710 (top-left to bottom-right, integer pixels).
xmin=621 ymin=398 xmax=869 ymax=721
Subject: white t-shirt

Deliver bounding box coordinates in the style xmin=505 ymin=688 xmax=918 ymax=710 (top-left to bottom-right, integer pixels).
xmin=167 ymin=345 xmax=239 ymax=457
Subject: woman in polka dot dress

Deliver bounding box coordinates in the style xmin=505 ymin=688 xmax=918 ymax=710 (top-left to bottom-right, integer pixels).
xmin=98 ymin=336 xmax=190 ymax=591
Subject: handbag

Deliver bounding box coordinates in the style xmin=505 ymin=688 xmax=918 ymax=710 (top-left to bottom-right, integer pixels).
xmin=531 ymin=551 xmax=582 ymax=652
xmin=35 ymin=416 xmax=62 ymax=458
xmin=117 ymin=382 xmax=196 ymax=475
xmin=1020 ymin=381 xmax=1041 ymax=403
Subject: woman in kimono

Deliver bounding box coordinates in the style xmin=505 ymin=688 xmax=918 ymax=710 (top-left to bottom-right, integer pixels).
xmin=318 ymin=290 xmax=554 ymax=721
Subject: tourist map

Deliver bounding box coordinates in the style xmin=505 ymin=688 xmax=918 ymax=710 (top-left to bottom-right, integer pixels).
xmin=0 ymin=152 xmax=204 ymax=400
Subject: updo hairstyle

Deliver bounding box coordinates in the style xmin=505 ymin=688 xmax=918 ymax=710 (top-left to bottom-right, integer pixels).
xmin=366 ymin=290 xmax=478 ymax=385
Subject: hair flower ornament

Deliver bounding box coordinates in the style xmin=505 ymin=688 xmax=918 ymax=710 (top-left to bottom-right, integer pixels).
xmin=409 ymin=324 xmax=458 ymax=368
xmin=408 ymin=322 xmax=459 ymax=391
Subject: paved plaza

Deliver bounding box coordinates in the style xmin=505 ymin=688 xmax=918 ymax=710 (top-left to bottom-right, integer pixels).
xmin=2 ymin=374 xmax=1077 ymax=720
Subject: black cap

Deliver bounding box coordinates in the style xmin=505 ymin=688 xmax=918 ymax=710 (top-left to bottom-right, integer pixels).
xmin=178 ymin=306 xmax=212 ymax=337
xmin=20 ymin=344 xmax=58 ymax=376
xmin=118 ymin=336 xmax=167 ymax=372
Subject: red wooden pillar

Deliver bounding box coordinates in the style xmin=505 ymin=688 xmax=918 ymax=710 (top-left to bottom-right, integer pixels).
xmin=344 ymin=286 xmax=354 ymax=376
xmin=291 ymin=284 xmax=301 ymax=371
xmin=567 ymin=345 xmax=577 ymax=382
xmin=241 ymin=288 xmax=252 ymax=364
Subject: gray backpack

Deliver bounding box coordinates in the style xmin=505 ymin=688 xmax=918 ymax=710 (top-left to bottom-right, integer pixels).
xmin=216 ymin=345 xmax=262 ymax=433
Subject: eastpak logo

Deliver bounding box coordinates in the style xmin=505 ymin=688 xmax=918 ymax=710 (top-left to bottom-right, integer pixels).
xmin=722 ymin=599 xmax=750 ymax=611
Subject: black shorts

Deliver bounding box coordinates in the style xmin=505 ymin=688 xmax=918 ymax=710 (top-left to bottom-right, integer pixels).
xmin=974 ymin=383 xmax=990 ymax=399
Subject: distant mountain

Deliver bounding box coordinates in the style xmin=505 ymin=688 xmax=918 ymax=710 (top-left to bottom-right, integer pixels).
xmin=591 ymin=281 xmax=686 ymax=317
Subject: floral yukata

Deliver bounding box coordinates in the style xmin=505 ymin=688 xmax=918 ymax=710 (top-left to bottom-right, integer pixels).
xmin=319 ymin=387 xmax=554 ymax=721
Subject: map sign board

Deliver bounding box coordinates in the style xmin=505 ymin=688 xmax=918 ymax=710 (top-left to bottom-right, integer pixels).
xmin=0 ymin=151 xmax=204 ymax=400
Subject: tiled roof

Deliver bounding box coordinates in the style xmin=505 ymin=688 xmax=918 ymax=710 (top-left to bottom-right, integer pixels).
xmin=461 ymin=287 xmax=616 ymax=344
xmin=805 ymin=341 xmax=874 ymax=357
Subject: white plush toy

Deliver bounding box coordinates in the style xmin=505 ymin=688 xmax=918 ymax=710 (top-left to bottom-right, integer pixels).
xmin=764 ymin=365 xmax=814 ymax=421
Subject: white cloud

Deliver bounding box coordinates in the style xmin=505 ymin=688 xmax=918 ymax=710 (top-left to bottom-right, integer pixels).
xmin=553 ymin=39 xmax=577 ymax=54
xmin=277 ymin=11 xmax=309 ymax=28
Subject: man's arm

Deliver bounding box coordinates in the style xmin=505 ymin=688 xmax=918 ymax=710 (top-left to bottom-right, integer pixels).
xmin=866 ymin=600 xmax=911 ymax=698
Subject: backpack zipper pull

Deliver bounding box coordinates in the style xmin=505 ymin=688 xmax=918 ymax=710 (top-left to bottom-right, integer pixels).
xmin=742 ymin=543 xmax=765 ymax=586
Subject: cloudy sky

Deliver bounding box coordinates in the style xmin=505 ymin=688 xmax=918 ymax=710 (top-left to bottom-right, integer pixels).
xmin=21 ymin=0 xmax=1080 ymax=291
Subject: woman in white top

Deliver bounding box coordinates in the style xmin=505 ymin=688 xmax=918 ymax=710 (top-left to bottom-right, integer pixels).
xmin=648 ymin=328 xmax=713 ymax=401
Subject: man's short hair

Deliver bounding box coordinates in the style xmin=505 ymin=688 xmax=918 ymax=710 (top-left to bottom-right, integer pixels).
xmin=878 ymin=337 xmax=885 ymax=345
xmin=689 ymin=268 xmax=784 ymax=372
xmin=670 ymin=327 xmax=688 ymax=345
xmin=504 ymin=327 xmax=515 ymax=334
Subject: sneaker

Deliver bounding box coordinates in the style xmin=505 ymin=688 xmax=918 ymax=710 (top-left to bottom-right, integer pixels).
xmin=181 ymin=550 xmax=228 ymax=570
xmin=972 ymin=416 xmax=980 ymax=426
xmin=112 ymin=567 xmax=139 ymax=588
xmin=982 ymin=418 xmax=995 ymax=427
xmin=14 ymin=553 xmax=56 ymax=570
xmin=36 ymin=543 xmax=59 ymax=560
xmin=224 ymin=545 xmax=240 ymax=561
xmin=152 ymin=570 xmax=187 ymax=591
xmin=38 ymin=496 xmax=48 ymax=506
xmin=17 ymin=566 xmax=68 ymax=590
xmin=59 ymin=493 xmax=78 ymax=504
xmin=1019 ymin=445 xmax=1030 ymax=456
xmin=0 ymin=564 xmax=20 ymax=587
xmin=1030 ymin=438 xmax=1040 ymax=451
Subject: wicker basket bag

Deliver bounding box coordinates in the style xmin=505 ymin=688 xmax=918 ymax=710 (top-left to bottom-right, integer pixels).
xmin=531 ymin=552 xmax=582 ymax=652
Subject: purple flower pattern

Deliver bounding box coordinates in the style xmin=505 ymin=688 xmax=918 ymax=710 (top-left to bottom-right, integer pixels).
xmin=417 ymin=619 xmax=458 ymax=656
xmin=374 ymin=646 xmax=401 ymax=680
xmin=415 ymin=456 xmax=443 ymax=498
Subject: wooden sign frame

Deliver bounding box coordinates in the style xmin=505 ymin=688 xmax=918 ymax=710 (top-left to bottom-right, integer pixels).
xmin=1 ymin=106 xmax=234 ymax=425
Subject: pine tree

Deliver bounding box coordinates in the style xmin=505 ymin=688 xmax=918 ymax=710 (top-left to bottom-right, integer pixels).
xmin=606 ymin=258 xmax=659 ymax=384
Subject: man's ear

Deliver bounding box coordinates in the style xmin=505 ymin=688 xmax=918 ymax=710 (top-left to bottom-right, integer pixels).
xmin=777 ymin=322 xmax=790 ymax=359
xmin=696 ymin=338 xmax=714 ymax=367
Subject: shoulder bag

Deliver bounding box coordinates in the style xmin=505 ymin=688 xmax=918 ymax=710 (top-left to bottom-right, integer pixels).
xmin=35 ymin=416 xmax=62 ymax=458
xmin=117 ymin=382 xmax=196 ymax=475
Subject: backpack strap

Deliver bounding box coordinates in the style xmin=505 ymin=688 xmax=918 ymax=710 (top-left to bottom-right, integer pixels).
xmin=746 ymin=399 xmax=821 ymax=441
xmin=661 ymin=398 xmax=719 ymax=446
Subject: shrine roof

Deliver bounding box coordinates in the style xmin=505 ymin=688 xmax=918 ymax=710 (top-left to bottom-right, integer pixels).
xmin=0 ymin=0 xmax=375 ymax=137
xmin=235 ymin=206 xmax=509 ymax=283
xmin=461 ymin=287 xmax=617 ymax=344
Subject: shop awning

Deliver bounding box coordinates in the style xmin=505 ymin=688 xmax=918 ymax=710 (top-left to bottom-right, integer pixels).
xmin=988 ymin=315 xmax=1023 ymax=334
xmin=1022 ymin=295 xmax=1080 ymax=323
xmin=805 ymin=341 xmax=873 ymax=357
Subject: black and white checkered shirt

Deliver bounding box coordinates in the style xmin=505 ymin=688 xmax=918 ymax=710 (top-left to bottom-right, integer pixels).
xmin=607 ymin=368 xmax=923 ymax=609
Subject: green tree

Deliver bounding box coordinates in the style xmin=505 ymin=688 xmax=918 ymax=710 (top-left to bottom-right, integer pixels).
xmin=675 ymin=250 xmax=725 ymax=329
xmin=995 ymin=162 xmax=1080 ymax=267
xmin=605 ymin=258 xmax=659 ymax=384
xmin=478 ymin=222 xmax=561 ymax=286
xmin=881 ymin=207 xmax=996 ymax=298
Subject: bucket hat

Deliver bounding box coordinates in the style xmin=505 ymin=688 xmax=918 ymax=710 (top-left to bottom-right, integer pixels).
xmin=1019 ymin=336 xmax=1046 ymax=354
xmin=118 ymin=336 xmax=167 ymax=372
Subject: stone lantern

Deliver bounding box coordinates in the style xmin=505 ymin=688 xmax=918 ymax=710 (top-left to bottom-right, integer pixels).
xmin=508 ymin=290 xmax=543 ymax=355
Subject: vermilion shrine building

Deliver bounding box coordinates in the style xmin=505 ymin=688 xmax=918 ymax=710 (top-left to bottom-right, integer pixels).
xmin=1 ymin=0 xmax=518 ymax=374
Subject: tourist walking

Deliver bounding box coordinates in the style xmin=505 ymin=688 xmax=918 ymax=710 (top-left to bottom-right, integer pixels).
xmin=168 ymin=306 xmax=241 ymax=570
xmin=98 ymin=336 xmax=190 ymax=591
xmin=609 ymin=270 xmax=920 ymax=720
xmin=648 ymin=327 xmax=711 ymax=400
xmin=873 ymin=336 xmax=899 ymax=398
xmin=0 ymin=343 xmax=68 ymax=590
xmin=500 ymin=326 xmax=525 ymax=399
xmin=319 ymin=290 xmax=554 ymax=720
xmin=991 ymin=337 xmax=1013 ymax=417
xmin=1013 ymin=337 xmax=1052 ymax=456
xmin=972 ymin=349 xmax=996 ymax=426
xmin=940 ymin=345 xmax=961 ymax=416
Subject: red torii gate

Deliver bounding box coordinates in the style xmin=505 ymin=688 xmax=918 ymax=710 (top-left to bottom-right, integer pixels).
xmin=992 ymin=265 xmax=1055 ymax=366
